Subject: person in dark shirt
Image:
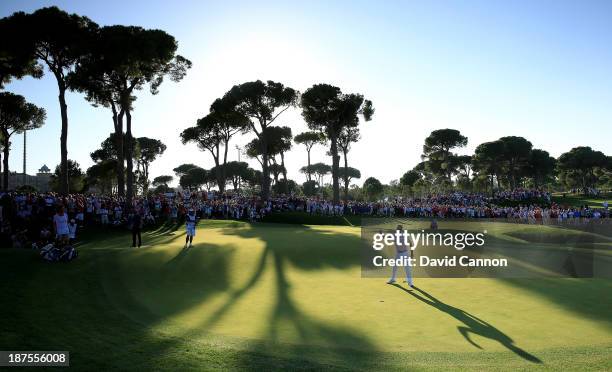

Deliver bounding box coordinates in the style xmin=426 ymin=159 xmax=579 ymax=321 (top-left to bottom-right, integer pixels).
xmin=129 ymin=209 xmax=143 ymax=248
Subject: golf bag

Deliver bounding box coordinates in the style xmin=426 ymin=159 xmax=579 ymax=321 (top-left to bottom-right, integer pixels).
xmin=40 ymin=244 xmax=61 ymax=262
xmin=59 ymin=246 xmax=78 ymax=262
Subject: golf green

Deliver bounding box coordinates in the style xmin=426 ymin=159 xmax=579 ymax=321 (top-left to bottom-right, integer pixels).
xmin=1 ymin=220 xmax=611 ymax=370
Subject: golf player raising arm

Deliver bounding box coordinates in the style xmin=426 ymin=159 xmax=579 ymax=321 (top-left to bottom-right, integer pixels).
xmin=185 ymin=208 xmax=198 ymax=248
xmin=387 ymin=224 xmax=414 ymax=287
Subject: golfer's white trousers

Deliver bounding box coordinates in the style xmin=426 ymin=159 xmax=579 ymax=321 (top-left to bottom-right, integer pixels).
xmin=390 ymin=251 xmax=413 ymax=286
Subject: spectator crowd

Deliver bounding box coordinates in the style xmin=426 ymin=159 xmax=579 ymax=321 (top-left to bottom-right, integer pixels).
xmin=0 ymin=188 xmax=609 ymax=252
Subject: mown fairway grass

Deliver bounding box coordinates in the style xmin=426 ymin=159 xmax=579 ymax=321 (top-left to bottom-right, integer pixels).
xmin=1 ymin=220 xmax=611 ymax=371
xmin=551 ymin=192 xmax=611 ymax=208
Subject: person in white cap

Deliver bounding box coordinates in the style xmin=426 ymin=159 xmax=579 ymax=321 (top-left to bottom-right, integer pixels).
xmin=387 ymin=224 xmax=414 ymax=287
xmin=185 ymin=208 xmax=198 ymax=248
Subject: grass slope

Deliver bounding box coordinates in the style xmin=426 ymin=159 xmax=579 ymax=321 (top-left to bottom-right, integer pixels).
xmin=551 ymin=192 xmax=611 ymax=208
xmin=1 ymin=220 xmax=611 ymax=371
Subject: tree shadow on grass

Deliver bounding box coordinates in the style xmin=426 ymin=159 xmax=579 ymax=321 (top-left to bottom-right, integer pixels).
xmin=35 ymin=226 xmax=237 ymax=366
xmin=198 ymin=223 xmax=364 ymax=330
xmin=189 ymin=224 xmax=383 ymax=369
xmin=76 ymin=223 xmax=187 ymax=249
xmin=0 ymin=226 xmax=219 ymax=370
xmin=103 ymin=235 xmax=236 ymax=323
xmin=487 ymin=222 xmax=612 ymax=327
xmin=499 ymin=278 xmax=612 ymax=327
xmin=392 ymin=284 xmax=542 ymax=363
xmin=138 ymin=221 xmax=182 ymax=239
xmin=385 ymin=219 xmax=612 ymax=327
xmin=2 ymin=222 xmax=382 ymax=370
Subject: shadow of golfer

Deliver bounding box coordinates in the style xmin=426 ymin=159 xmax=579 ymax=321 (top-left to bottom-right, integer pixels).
xmin=165 ymin=244 xmax=191 ymax=266
xmin=392 ymin=284 xmax=542 ymax=363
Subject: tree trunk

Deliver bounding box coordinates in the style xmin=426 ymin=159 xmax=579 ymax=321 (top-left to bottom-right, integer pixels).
xmin=115 ymin=108 xmax=125 ymax=197
xmin=306 ymin=148 xmax=312 ymax=181
xmin=2 ymin=138 xmax=9 ymax=191
xmin=214 ymin=164 xmax=224 ymax=192
xmin=125 ymin=110 xmax=134 ymax=201
xmin=270 ymin=156 xmax=279 ymax=185
xmin=221 ymin=141 xmax=229 ymax=193
xmin=58 ymin=85 xmax=69 ymax=195
xmin=143 ymin=163 xmax=149 ymax=194
xmin=443 ymin=149 xmax=451 ymax=181
xmin=342 ymin=149 xmax=349 ymax=201
xmin=211 ymin=145 xmax=224 ymax=193
xmin=280 ymin=151 xmax=287 ymax=186
xmin=217 ymin=141 xmax=229 ymax=193
xmin=330 ymin=134 xmax=340 ymax=204
xmin=23 ymin=130 xmax=26 ymax=186
xmin=261 ymin=152 xmax=270 ymax=200
xmin=135 ymin=160 xmax=141 ymax=193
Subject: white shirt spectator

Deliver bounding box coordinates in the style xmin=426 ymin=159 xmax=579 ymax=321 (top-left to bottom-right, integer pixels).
xmin=68 ymin=222 xmax=77 ymax=239
xmin=54 ymin=213 xmax=69 ymax=235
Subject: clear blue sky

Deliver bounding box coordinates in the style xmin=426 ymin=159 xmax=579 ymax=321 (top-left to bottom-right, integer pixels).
xmin=2 ymin=0 xmax=611 ymax=185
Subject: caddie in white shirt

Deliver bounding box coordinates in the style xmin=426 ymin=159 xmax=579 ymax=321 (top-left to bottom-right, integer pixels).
xmin=185 ymin=209 xmax=198 ymax=248
xmin=387 ymin=224 xmax=414 ymax=287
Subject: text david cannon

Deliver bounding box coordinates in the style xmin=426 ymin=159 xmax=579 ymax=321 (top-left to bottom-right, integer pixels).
xmin=372 ymin=255 xmax=508 ymax=267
